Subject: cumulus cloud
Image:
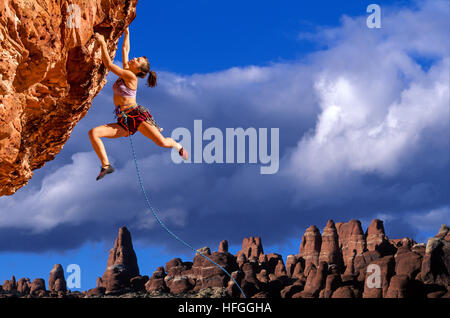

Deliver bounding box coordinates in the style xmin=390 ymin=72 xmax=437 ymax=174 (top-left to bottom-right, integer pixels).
xmin=0 ymin=0 xmax=448 ymax=251
xmin=289 ymin=58 xmax=449 ymax=185
xmin=287 ymin=0 xmax=449 ymax=189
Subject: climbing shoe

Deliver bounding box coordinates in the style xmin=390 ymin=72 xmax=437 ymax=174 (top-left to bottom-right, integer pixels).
xmin=96 ymin=164 xmax=114 ymax=180
xmin=179 ymin=147 xmax=189 ymax=160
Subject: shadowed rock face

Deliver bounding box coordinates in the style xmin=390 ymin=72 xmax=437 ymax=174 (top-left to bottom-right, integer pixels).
xmin=1 ymin=221 xmax=449 ymax=298
xmin=421 ymin=224 xmax=450 ymax=287
xmin=0 ymin=0 xmax=138 ymax=196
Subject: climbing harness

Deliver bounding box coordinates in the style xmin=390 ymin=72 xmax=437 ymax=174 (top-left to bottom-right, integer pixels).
xmin=121 ymin=111 xmax=247 ymax=298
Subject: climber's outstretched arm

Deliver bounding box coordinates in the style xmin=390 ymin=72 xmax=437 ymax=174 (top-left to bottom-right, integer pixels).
xmin=122 ymin=27 xmax=130 ymax=70
xmin=94 ymin=33 xmax=135 ymax=81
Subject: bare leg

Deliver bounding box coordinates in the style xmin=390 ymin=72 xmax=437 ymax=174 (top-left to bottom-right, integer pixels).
xmin=88 ymin=123 xmax=128 ymax=167
xmin=137 ymin=121 xmax=183 ymax=151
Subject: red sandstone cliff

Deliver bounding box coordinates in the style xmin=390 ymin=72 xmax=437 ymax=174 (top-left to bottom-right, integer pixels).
xmin=0 ymin=0 xmax=138 ymax=196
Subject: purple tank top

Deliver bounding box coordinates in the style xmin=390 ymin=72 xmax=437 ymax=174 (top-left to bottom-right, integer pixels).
xmin=113 ymin=78 xmax=137 ymax=98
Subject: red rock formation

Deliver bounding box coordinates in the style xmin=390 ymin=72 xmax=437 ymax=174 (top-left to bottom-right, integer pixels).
xmin=87 ymin=286 xmax=106 ymax=297
xmin=299 ymin=261 xmax=327 ymax=298
xmin=435 ymin=224 xmax=449 ymax=240
xmin=385 ymin=274 xmax=409 ymax=298
xmin=259 ymin=253 xmax=283 ymax=275
xmin=2 ymin=220 xmax=450 ymax=299
xmin=196 ymin=246 xmax=211 ymax=256
xmin=332 ymin=286 xmax=357 ymax=298
xmin=30 ymin=278 xmax=46 ymax=297
xmin=319 ymin=220 xmax=343 ymax=269
xmin=365 ymin=219 xmax=397 ymax=256
xmin=237 ymin=253 xmax=247 ymax=268
xmin=258 ymin=254 xmax=267 ymax=268
xmin=239 ymin=262 xmax=261 ymax=298
xmin=97 ymin=226 xmax=140 ymax=292
xmin=319 ymin=273 xmax=341 ymax=298
xmin=192 ymin=251 xmax=238 ymax=291
xmin=420 ymin=224 xmax=450 ymax=286
xmin=266 ymin=274 xmax=284 ymax=297
xmin=227 ymin=270 xmax=245 ymax=298
xmin=17 ymin=278 xmax=31 ymax=294
xmin=362 ymin=255 xmax=395 ymax=298
xmin=48 ymin=264 xmax=66 ymax=293
xmin=280 ymin=281 xmax=304 ymax=298
xmin=145 ymin=266 xmax=168 ymax=293
xmin=389 ymin=237 xmax=415 ymax=249
xmin=395 ymin=250 xmax=422 ymax=279
xmin=412 ymin=243 xmax=426 ymax=255
xmin=2 ymin=276 xmax=16 ymax=292
xmin=336 ymin=219 xmax=366 ymax=275
xmin=130 ymin=275 xmax=148 ymax=292
xmin=256 ymin=269 xmax=269 ymax=283
xmin=291 ymin=259 xmax=305 ymax=280
xmin=298 ymin=225 xmax=322 ymax=269
xmin=366 ymin=219 xmax=387 ymax=251
xmin=163 ymin=257 xmax=194 ymax=294
xmin=285 ymin=254 xmax=298 ymax=278
xmin=218 ymin=240 xmax=228 ymax=253
xmin=354 ymin=250 xmax=382 ymax=281
xmin=0 ymin=0 xmax=138 ymax=196
xmin=274 ymin=259 xmax=288 ymax=278
xmin=299 ymin=273 xmax=317 ymax=297
xmin=237 ymin=236 xmax=263 ymax=260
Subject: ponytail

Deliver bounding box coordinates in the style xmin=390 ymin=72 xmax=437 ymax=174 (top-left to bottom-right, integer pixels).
xmin=136 ymin=56 xmax=157 ymax=88
xmin=147 ymin=70 xmax=157 ymax=87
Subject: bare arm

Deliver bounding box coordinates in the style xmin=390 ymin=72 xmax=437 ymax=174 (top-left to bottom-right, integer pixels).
xmin=122 ymin=27 xmax=130 ymax=70
xmin=95 ymin=33 xmax=135 ymax=80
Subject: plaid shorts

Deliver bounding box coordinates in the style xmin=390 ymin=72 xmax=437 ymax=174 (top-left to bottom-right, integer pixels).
xmin=114 ymin=104 xmax=163 ymax=136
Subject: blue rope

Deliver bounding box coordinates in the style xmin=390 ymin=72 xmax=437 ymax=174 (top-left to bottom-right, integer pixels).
xmin=121 ymin=112 xmax=246 ymax=298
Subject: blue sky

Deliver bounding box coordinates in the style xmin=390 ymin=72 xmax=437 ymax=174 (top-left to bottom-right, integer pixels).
xmin=122 ymin=0 xmax=419 ymax=74
xmin=0 ymin=0 xmax=449 ymax=292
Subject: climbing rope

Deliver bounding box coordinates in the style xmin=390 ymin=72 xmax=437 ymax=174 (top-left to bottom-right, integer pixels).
xmin=121 ymin=111 xmax=247 ymax=298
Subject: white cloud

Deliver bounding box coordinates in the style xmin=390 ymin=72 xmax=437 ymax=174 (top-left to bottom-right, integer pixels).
xmin=286 ymin=0 xmax=449 ymax=188
xmin=408 ymin=206 xmax=450 ymax=233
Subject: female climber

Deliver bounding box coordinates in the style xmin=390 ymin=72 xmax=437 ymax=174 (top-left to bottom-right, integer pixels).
xmin=89 ymin=28 xmax=188 ymax=181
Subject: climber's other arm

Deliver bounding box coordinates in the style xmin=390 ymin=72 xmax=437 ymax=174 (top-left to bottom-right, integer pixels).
xmin=94 ymin=33 xmax=135 ymax=81
xmin=122 ymin=27 xmax=130 ymax=70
